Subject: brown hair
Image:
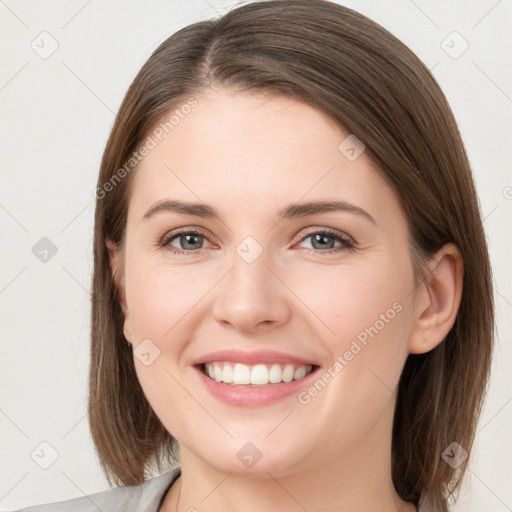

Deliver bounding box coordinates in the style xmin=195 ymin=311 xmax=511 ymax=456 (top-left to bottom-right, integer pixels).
xmin=88 ymin=1 xmax=494 ymax=509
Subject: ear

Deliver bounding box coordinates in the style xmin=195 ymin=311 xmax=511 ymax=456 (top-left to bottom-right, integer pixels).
xmin=408 ymin=243 xmax=464 ymax=354
xmin=106 ymin=239 xmax=133 ymax=342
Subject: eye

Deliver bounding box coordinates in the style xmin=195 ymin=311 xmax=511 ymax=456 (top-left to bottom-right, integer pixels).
xmin=295 ymin=229 xmax=354 ymax=254
xmin=160 ymin=227 xmax=354 ymax=255
xmin=161 ymin=228 xmax=214 ymax=254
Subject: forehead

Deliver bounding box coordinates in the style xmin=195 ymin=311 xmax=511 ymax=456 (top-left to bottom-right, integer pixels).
xmin=128 ymin=88 xmax=402 ymax=226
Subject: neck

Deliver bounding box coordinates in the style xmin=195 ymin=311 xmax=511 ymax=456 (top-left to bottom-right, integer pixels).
xmin=162 ymin=400 xmax=417 ymax=512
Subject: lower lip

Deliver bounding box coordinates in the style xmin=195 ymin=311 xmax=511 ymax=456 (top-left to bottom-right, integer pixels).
xmin=193 ymin=365 xmax=320 ymax=407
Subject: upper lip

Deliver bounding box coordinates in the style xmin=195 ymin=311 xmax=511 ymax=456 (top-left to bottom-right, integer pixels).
xmin=193 ymin=350 xmax=318 ymax=366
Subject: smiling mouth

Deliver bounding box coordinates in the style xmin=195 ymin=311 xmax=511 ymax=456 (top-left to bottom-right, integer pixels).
xmin=200 ymin=362 xmax=317 ymax=386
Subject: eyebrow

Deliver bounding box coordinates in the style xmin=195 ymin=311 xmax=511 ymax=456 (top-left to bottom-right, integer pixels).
xmin=142 ymin=198 xmax=377 ymax=225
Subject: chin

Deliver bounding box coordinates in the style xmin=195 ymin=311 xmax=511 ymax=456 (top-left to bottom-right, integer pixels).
xmin=180 ymin=434 xmax=312 ymax=477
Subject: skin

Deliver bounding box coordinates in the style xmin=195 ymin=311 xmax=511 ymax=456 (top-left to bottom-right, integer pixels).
xmin=108 ymin=86 xmax=463 ymax=512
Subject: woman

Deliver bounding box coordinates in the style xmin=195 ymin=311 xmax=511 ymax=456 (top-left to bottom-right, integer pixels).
xmin=13 ymin=0 xmax=494 ymax=511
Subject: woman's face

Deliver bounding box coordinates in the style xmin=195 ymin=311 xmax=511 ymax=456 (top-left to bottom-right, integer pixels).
xmin=117 ymin=86 xmax=419 ymax=476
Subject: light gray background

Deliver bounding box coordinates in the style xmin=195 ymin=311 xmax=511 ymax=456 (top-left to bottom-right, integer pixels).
xmin=0 ymin=0 xmax=511 ymax=510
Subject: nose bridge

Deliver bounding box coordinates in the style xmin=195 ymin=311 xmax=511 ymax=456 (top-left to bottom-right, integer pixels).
xmin=212 ymin=234 xmax=291 ymax=332
xmin=232 ymin=236 xmax=272 ymax=292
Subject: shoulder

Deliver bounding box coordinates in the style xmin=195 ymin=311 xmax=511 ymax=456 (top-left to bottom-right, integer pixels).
xmin=8 ymin=466 xmax=181 ymax=512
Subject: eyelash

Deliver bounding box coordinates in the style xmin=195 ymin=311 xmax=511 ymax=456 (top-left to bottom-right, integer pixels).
xmin=160 ymin=227 xmax=355 ymax=255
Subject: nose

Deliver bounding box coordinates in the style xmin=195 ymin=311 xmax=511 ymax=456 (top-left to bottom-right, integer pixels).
xmin=211 ymin=246 xmax=292 ymax=335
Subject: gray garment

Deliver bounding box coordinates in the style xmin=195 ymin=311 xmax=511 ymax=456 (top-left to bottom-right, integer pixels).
xmin=10 ymin=466 xmax=431 ymax=511
xmin=8 ymin=466 xmax=181 ymax=512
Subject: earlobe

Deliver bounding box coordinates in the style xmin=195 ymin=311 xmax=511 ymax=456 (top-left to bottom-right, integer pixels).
xmin=408 ymin=243 xmax=464 ymax=354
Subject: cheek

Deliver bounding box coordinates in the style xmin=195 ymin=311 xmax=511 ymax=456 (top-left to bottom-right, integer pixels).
xmin=293 ymin=259 xmax=413 ymax=402
xmin=124 ymin=260 xmax=210 ymax=342
xmin=124 ymin=260 xmax=207 ymax=434
xmin=293 ymin=259 xmax=410 ymax=346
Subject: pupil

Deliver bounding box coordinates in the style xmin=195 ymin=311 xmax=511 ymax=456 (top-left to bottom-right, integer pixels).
xmin=313 ymin=233 xmax=334 ymax=249
xmin=183 ymin=234 xmax=202 ymax=249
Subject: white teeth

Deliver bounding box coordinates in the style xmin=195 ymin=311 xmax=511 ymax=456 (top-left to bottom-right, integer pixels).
xmin=214 ymin=364 xmax=223 ymax=382
xmin=233 ymin=363 xmax=251 ymax=384
xmin=282 ymin=364 xmax=295 ymax=383
xmin=269 ymin=363 xmax=282 ymax=383
xmin=293 ymin=365 xmax=307 ymax=380
xmin=251 ymin=364 xmax=269 ymax=385
xmin=203 ymin=362 xmax=314 ymax=385
xmin=222 ymin=365 xmax=233 ymax=383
